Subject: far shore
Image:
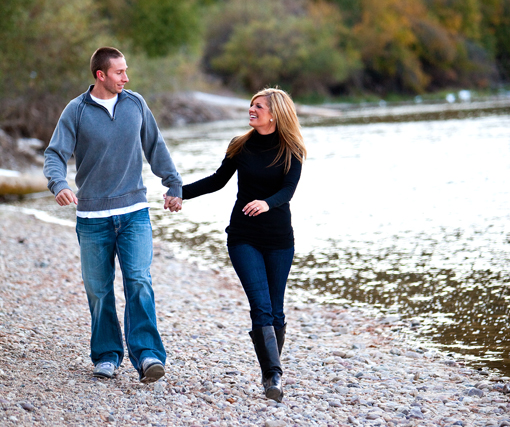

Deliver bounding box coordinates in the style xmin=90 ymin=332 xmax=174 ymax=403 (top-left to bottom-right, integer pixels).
xmin=168 ymin=91 xmax=510 ymax=126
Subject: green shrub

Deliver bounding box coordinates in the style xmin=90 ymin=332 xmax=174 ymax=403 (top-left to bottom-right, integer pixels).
xmin=204 ymin=0 xmax=360 ymax=95
xmin=0 ymin=0 xmax=106 ymax=142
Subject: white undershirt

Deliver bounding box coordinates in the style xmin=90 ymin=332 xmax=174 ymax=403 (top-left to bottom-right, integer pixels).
xmin=77 ymin=203 xmax=151 ymax=219
xmin=78 ymin=93 xmax=149 ymax=218
xmin=90 ymin=93 xmax=118 ymax=117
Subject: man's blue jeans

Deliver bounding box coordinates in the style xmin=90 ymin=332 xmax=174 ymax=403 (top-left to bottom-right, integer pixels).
xmin=76 ymin=208 xmax=166 ymax=372
xmin=228 ymin=244 xmax=294 ymax=331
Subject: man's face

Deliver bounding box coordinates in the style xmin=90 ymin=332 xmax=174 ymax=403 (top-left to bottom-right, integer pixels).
xmin=102 ymin=56 xmax=129 ymax=95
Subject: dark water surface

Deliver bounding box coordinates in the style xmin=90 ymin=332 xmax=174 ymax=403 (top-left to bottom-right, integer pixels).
xmin=10 ymin=105 xmax=510 ymax=375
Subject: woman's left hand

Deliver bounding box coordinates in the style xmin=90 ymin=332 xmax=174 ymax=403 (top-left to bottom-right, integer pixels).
xmin=243 ymin=200 xmax=269 ymax=217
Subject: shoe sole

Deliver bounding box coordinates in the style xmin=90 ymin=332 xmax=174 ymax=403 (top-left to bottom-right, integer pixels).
xmin=265 ymin=386 xmax=283 ymax=402
xmin=93 ymin=372 xmax=114 ymax=379
xmin=140 ymin=363 xmax=165 ymax=384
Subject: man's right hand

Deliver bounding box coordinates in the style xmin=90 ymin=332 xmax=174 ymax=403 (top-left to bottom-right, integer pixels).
xmin=55 ymin=189 xmax=78 ymax=206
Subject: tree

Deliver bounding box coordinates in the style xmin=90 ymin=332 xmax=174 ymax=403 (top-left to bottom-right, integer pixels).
xmin=0 ymin=0 xmax=105 ymax=142
xmin=478 ymin=0 xmax=510 ymax=80
xmin=353 ymin=0 xmax=431 ymax=93
xmin=425 ymin=0 xmax=499 ymax=87
xmin=0 ymin=0 xmax=204 ymax=143
xmin=99 ymin=0 xmax=201 ymax=58
xmin=204 ymin=0 xmax=360 ymax=95
xmin=425 ymin=0 xmax=482 ymax=40
xmin=327 ymin=0 xmax=363 ymax=26
xmin=350 ymin=0 xmax=499 ymax=93
xmin=493 ymin=1 xmax=510 ymax=80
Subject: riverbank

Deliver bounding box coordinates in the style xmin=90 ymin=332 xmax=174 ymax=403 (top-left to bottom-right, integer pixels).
xmin=158 ymin=92 xmax=510 ymax=127
xmin=1 ymin=209 xmax=510 ymax=426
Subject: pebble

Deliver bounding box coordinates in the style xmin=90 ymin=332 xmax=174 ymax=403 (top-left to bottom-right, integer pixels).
xmin=265 ymin=421 xmax=286 ymax=427
xmin=153 ymin=382 xmax=165 ymax=395
xmin=0 ymin=209 xmax=509 ymax=426
xmin=347 ymin=415 xmax=360 ymax=425
xmin=467 ymin=388 xmax=485 ymax=397
xmin=20 ymin=402 xmax=35 ymax=412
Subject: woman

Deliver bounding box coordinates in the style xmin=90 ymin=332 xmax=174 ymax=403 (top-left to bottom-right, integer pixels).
xmin=181 ymin=88 xmax=306 ymax=402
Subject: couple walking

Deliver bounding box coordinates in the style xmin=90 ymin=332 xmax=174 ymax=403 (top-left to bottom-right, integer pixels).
xmin=43 ymin=47 xmax=306 ymax=403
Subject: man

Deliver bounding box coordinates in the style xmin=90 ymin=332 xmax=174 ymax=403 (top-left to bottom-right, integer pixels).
xmin=44 ymin=47 xmax=182 ymax=383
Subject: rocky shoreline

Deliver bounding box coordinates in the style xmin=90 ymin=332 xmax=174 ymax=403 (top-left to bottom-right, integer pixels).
xmin=0 ymin=208 xmax=509 ymax=427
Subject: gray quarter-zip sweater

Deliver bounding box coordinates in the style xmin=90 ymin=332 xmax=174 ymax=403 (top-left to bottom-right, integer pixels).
xmin=44 ymin=85 xmax=182 ymax=212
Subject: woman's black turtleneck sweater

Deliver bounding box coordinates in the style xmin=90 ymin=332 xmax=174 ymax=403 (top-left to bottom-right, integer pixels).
xmin=182 ymin=130 xmax=302 ymax=249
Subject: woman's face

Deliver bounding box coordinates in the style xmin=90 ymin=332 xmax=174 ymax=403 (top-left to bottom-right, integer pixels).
xmin=249 ymin=96 xmax=276 ymax=134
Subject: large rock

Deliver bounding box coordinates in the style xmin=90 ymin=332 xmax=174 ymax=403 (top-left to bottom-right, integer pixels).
xmin=0 ymin=169 xmax=48 ymax=195
xmin=0 ymin=129 xmax=45 ymax=171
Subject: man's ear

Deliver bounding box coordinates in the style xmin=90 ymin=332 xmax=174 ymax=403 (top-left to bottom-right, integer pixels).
xmin=96 ymin=70 xmax=105 ymax=81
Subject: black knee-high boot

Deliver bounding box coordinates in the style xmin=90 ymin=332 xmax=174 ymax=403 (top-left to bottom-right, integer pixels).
xmin=249 ymin=326 xmax=284 ymax=402
xmin=275 ymin=323 xmax=286 ymax=356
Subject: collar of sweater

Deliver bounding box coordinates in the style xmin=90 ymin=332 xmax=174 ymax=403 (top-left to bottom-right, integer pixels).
xmin=250 ymin=129 xmax=279 ymax=148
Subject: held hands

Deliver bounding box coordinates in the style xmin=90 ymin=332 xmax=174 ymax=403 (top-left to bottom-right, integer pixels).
xmin=163 ymin=194 xmax=183 ymax=212
xmin=55 ymin=189 xmax=78 ymax=206
xmin=243 ymin=200 xmax=269 ymax=217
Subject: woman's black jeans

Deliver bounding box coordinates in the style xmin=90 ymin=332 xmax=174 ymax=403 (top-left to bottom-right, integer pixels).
xmin=228 ymin=244 xmax=294 ymax=331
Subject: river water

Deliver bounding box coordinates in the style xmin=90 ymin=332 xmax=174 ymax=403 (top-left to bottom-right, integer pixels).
xmin=10 ymin=104 xmax=510 ymax=375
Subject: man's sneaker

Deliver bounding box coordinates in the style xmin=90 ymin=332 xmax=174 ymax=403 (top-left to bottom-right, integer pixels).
xmin=93 ymin=361 xmax=116 ymax=379
xmin=140 ymin=357 xmax=165 ymax=383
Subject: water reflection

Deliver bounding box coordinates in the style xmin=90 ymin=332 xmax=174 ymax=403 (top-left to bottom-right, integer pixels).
xmin=291 ymin=246 xmax=510 ymax=372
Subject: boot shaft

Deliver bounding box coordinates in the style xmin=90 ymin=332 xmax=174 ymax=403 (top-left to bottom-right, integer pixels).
xmin=249 ymin=326 xmax=282 ymax=376
xmin=275 ymin=323 xmax=286 ymax=356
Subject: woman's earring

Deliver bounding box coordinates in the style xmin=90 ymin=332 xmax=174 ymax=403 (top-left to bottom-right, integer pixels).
xmin=270 ymin=119 xmax=273 ymax=122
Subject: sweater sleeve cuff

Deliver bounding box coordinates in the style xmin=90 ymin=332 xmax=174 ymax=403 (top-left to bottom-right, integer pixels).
xmin=50 ymin=181 xmax=72 ymax=197
xmin=165 ymin=184 xmax=182 ymax=198
xmin=264 ymin=198 xmax=275 ymax=210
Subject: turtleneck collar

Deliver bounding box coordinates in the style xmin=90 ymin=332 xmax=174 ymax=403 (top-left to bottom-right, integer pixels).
xmin=250 ymin=129 xmax=279 ymax=148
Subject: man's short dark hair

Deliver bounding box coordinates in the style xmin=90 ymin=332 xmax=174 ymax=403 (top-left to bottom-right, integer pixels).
xmin=90 ymin=47 xmax=124 ymax=79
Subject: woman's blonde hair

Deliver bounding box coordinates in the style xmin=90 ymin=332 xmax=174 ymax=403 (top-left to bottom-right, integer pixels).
xmin=226 ymin=88 xmax=306 ymax=173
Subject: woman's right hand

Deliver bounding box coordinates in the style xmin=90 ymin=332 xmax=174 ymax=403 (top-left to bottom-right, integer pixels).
xmin=164 ymin=194 xmax=183 ymax=212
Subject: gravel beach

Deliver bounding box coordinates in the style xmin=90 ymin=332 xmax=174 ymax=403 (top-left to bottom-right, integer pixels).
xmin=1 ymin=208 xmax=509 ymax=427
